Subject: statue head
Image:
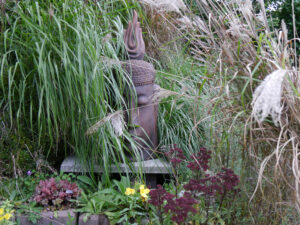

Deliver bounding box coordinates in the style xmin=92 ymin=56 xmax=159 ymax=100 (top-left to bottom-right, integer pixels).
xmin=123 ymin=11 xmax=158 ymax=160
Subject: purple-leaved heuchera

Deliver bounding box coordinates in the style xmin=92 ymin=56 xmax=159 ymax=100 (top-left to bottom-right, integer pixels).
xmin=33 ymin=178 xmax=80 ymax=209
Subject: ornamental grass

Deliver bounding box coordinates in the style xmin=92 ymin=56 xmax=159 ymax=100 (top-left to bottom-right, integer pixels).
xmin=139 ymin=0 xmax=300 ymax=222
xmin=181 ymin=0 xmax=300 ymax=222
xmin=1 ymin=0 xmax=300 ymax=224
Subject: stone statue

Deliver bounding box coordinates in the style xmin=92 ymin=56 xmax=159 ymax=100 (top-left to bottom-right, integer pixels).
xmin=123 ymin=11 xmax=158 ymax=160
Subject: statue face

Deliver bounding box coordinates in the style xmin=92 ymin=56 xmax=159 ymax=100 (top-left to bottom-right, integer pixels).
xmin=123 ymin=11 xmax=158 ymax=160
xmin=128 ymin=84 xmax=158 ymax=152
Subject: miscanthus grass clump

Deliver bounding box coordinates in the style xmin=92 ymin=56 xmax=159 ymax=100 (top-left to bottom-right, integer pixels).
xmin=140 ymin=0 xmax=300 ymax=222
xmin=0 ymin=0 xmax=140 ymax=176
xmin=173 ymin=0 xmax=300 ymax=222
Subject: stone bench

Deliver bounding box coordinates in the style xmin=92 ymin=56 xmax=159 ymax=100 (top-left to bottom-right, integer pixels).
xmin=60 ymin=156 xmax=172 ymax=187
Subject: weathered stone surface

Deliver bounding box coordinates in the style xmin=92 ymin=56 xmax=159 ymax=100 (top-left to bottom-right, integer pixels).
xmin=78 ymin=214 xmax=109 ymax=225
xmin=60 ymin=156 xmax=101 ymax=173
xmin=16 ymin=210 xmax=77 ymax=225
xmin=61 ymin=156 xmax=171 ymax=174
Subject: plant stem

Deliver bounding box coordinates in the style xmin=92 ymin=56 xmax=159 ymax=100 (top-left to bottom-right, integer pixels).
xmin=204 ymin=197 xmax=210 ymax=224
xmin=158 ymin=208 xmax=164 ymax=225
xmin=218 ymin=191 xmax=227 ymax=211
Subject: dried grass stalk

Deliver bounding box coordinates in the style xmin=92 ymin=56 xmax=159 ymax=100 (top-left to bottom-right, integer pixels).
xmin=86 ymin=110 xmax=124 ymax=136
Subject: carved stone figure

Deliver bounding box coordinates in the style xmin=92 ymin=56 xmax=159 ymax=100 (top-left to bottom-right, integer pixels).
xmin=123 ymin=11 xmax=158 ymax=160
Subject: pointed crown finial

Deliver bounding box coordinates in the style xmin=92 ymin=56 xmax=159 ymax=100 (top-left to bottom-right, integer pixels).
xmin=123 ymin=10 xmax=145 ymax=60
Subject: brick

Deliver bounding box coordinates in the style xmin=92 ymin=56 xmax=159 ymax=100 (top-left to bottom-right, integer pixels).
xmin=16 ymin=209 xmax=77 ymax=225
xmin=78 ymin=214 xmax=109 ymax=225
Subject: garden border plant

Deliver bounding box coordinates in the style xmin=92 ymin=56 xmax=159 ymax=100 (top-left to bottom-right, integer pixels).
xmin=147 ymin=145 xmax=240 ymax=224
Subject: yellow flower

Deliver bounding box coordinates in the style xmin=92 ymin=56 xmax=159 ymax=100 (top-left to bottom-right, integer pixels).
xmin=125 ymin=188 xmax=136 ymax=196
xmin=0 ymin=216 xmax=4 ymax=221
xmin=4 ymin=213 xmax=12 ymax=220
xmin=139 ymin=185 xmax=150 ymax=200
xmin=0 ymin=208 xmax=3 ymax=215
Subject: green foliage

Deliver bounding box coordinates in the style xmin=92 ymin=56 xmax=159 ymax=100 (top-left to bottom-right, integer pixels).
xmin=76 ymin=175 xmax=98 ymax=193
xmin=0 ymin=171 xmax=50 ymax=202
xmin=271 ymin=0 xmax=300 ymax=39
xmin=16 ymin=202 xmax=42 ymax=225
xmin=0 ymin=0 xmax=140 ymax=173
xmin=0 ymin=132 xmax=35 ymax=177
xmin=0 ymin=110 xmax=38 ymax=177
xmin=184 ymin=0 xmax=300 ymax=223
xmin=0 ymin=200 xmax=15 ymax=225
xmin=0 ymin=0 xmax=209 ymax=181
xmin=156 ymin=54 xmax=205 ymax=156
xmin=1 ymin=0 xmax=299 ymax=223
xmin=77 ymin=176 xmax=149 ymax=224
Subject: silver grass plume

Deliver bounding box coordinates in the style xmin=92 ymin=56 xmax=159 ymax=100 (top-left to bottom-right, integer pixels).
xmin=86 ymin=110 xmax=124 ymax=137
xmin=110 ymin=111 xmax=124 ymax=137
xmin=138 ymin=0 xmax=187 ymax=13
xmin=251 ymin=69 xmax=286 ymax=126
xmin=152 ymin=84 xmax=179 ymax=103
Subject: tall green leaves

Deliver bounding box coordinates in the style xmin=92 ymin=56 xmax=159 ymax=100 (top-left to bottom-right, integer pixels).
xmin=156 ymin=55 xmax=206 ymax=157
xmin=0 ymin=0 xmax=132 ymax=171
xmin=0 ymin=0 xmax=210 ymax=180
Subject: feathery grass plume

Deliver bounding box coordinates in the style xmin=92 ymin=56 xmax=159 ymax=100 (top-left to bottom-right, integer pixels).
xmin=251 ymin=69 xmax=286 ymax=126
xmin=177 ymin=16 xmax=193 ymax=29
xmin=152 ymin=85 xmax=180 ymax=103
xmin=138 ymin=0 xmax=187 ymax=13
xmin=136 ymin=0 xmax=188 ymax=59
xmin=86 ymin=111 xmax=124 ymax=137
xmin=110 ymin=112 xmax=125 ymax=137
xmin=100 ymin=56 xmax=123 ymax=68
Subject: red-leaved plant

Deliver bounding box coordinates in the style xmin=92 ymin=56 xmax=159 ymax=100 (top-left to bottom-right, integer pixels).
xmin=33 ymin=178 xmax=80 ymax=209
xmin=149 ymin=146 xmax=240 ymax=224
